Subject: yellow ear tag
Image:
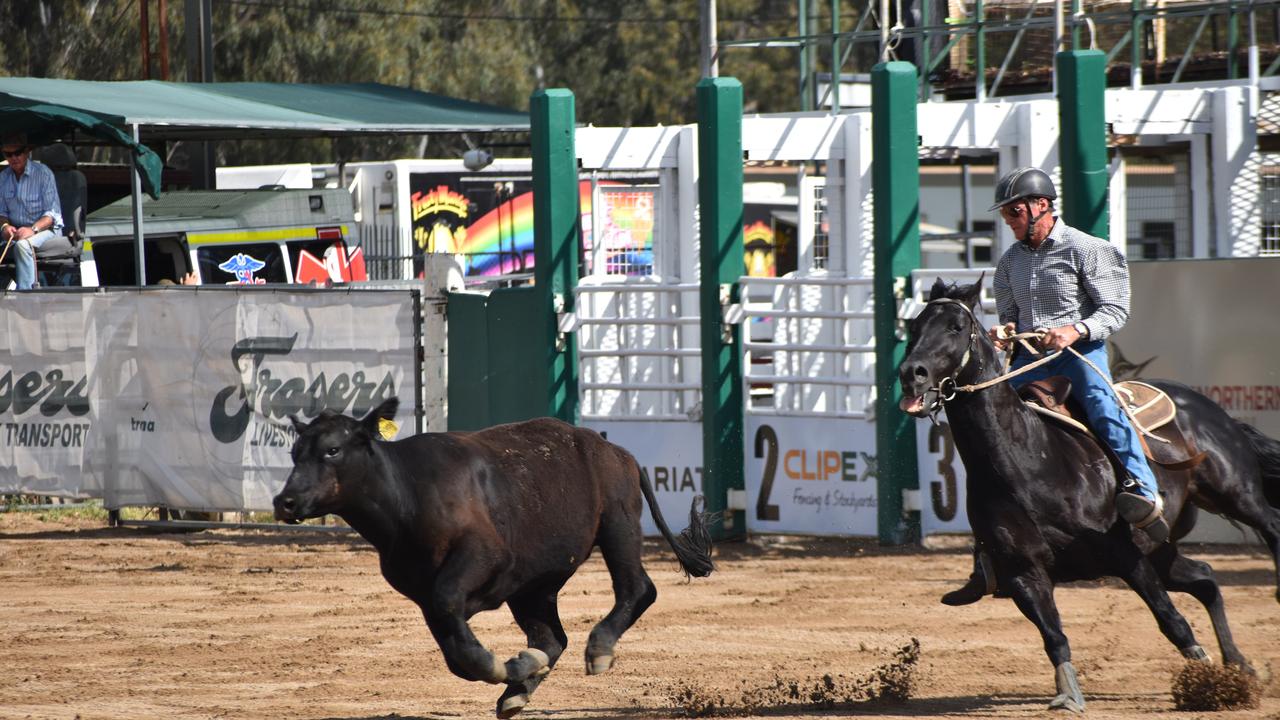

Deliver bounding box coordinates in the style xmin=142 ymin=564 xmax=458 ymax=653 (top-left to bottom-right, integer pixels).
xmin=377 ymin=418 xmax=399 ymax=440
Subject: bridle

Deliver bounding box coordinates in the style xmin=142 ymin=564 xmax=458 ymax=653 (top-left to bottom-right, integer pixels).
xmin=914 ymin=298 xmax=987 ymax=423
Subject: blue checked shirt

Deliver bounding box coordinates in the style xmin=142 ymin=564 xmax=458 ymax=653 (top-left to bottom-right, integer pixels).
xmin=992 ymin=218 xmax=1130 ymax=342
xmin=0 ymin=160 xmax=63 ymax=232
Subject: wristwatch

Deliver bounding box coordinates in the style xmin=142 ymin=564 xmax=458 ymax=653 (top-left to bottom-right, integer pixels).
xmin=1073 ymin=322 xmax=1089 ymax=338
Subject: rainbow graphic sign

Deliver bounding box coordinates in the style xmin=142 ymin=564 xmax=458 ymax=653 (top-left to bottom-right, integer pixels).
xmin=453 ymin=180 xmax=596 ymax=276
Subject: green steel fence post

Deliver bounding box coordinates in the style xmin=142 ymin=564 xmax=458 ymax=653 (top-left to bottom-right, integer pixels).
xmin=871 ymin=61 xmax=921 ymax=545
xmin=697 ymin=76 xmax=746 ymax=542
xmin=1228 ymin=0 xmax=1240 ymax=80
xmin=1057 ymin=50 xmax=1110 ymax=240
xmin=531 ymin=88 xmax=580 ymax=423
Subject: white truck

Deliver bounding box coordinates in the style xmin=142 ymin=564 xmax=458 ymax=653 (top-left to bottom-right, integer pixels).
xmin=79 ymin=187 xmax=358 ymax=286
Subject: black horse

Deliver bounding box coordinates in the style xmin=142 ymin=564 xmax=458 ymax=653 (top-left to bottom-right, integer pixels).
xmin=898 ymin=278 xmax=1280 ymax=712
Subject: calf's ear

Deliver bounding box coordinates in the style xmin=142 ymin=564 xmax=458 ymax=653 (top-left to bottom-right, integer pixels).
xmin=360 ymin=397 xmax=400 ymax=436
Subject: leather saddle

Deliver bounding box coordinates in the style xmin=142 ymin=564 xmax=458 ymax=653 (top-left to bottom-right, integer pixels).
xmin=1019 ymin=377 xmax=1205 ymax=471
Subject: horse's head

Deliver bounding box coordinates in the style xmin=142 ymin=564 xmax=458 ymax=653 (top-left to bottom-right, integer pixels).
xmin=898 ymin=276 xmax=988 ymax=417
xmin=273 ymin=397 xmax=399 ymax=523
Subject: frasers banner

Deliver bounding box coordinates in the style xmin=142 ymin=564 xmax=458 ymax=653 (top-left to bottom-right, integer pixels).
xmin=746 ymin=416 xmax=878 ymax=536
xmin=0 ymin=290 xmax=419 ymax=512
xmin=585 ymin=420 xmax=703 ymax=537
xmin=917 ymin=258 xmax=1280 ymax=540
xmin=0 ymin=295 xmax=95 ymax=497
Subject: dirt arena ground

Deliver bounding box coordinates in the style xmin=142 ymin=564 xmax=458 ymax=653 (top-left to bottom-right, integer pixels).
xmin=2 ymin=512 xmax=1279 ymax=720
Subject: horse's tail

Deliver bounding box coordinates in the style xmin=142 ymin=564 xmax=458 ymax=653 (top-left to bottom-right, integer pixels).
xmin=1240 ymin=423 xmax=1280 ymax=507
xmin=633 ymin=455 xmax=716 ymax=578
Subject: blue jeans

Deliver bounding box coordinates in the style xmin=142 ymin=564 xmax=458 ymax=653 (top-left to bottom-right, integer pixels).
xmin=14 ymin=229 xmax=58 ymax=290
xmin=1010 ymin=339 xmax=1159 ymax=501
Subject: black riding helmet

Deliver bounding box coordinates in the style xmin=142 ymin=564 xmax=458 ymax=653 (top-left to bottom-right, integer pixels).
xmin=989 ymin=167 xmax=1057 ymax=211
xmin=990 ymin=167 xmax=1057 ymax=244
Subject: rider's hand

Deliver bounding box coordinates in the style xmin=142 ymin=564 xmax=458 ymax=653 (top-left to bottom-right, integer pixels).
xmin=988 ymin=322 xmax=1016 ymax=351
xmin=1040 ymin=324 xmax=1082 ymax=352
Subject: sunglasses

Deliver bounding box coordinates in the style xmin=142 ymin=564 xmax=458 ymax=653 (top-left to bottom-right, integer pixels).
xmin=2 ymin=149 xmax=25 ymax=158
xmin=999 ymin=205 xmax=1024 ymax=219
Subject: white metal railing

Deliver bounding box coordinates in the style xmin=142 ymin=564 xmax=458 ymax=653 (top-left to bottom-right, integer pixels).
xmin=575 ymin=277 xmax=702 ymax=421
xmin=741 ymin=273 xmax=876 ymax=419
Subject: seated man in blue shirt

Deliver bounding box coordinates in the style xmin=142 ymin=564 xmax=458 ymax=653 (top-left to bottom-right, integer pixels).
xmin=1 ymin=134 xmax=64 ymax=290
xmin=943 ymin=167 xmax=1167 ymax=606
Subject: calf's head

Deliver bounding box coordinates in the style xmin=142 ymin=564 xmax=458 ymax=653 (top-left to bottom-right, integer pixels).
xmin=273 ymin=398 xmax=400 ymax=524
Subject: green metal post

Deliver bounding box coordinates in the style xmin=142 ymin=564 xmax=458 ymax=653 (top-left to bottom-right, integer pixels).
xmin=871 ymin=61 xmax=921 ymax=545
xmin=1072 ymin=0 xmax=1081 ymax=50
xmin=1228 ymin=0 xmax=1240 ymax=80
xmin=1057 ymin=50 xmax=1110 ymax=239
xmin=975 ymin=0 xmax=987 ymax=100
xmin=1131 ymin=0 xmax=1143 ymax=88
xmin=831 ymin=0 xmax=840 ymax=112
xmin=920 ymin=0 xmax=930 ymax=100
xmin=530 ymin=88 xmax=580 ymax=423
xmin=696 ymin=77 xmax=745 ymax=542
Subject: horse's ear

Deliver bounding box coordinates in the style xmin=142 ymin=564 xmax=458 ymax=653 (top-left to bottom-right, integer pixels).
xmin=290 ymin=414 xmax=307 ymax=434
xmin=928 ymin=277 xmax=948 ymax=301
xmin=360 ymin=397 xmax=400 ymax=436
xmin=960 ymin=272 xmax=985 ymax=310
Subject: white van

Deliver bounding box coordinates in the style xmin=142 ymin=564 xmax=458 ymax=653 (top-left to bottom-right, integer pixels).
xmin=80 ymin=187 xmax=356 ymax=286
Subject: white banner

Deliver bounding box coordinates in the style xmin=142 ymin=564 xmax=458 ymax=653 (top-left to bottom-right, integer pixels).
xmin=745 ymin=416 xmax=878 ymax=536
xmin=1 ymin=289 xmax=419 ymax=511
xmin=584 ymin=419 xmax=703 ymax=537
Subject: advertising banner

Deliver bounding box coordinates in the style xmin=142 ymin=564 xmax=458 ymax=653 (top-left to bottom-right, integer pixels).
xmin=745 ymin=416 xmax=879 ymax=536
xmin=0 ymin=290 xmax=419 ymax=512
xmin=584 ymin=419 xmax=703 ymax=537
xmin=0 ymin=294 xmax=97 ymax=497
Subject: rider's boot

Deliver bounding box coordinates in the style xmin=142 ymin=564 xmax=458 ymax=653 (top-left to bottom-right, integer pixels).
xmin=1116 ymin=477 xmax=1170 ymax=543
xmin=941 ymin=549 xmax=998 ymax=606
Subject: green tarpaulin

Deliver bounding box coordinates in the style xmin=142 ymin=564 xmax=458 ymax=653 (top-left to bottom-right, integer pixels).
xmin=0 ymin=78 xmax=532 ymax=198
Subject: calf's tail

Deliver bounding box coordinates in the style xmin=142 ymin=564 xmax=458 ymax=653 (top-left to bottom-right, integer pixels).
xmin=636 ymin=463 xmax=716 ymax=578
xmin=1241 ymin=423 xmax=1280 ymax=507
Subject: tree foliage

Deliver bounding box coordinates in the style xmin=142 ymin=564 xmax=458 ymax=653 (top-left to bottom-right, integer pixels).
xmin=0 ymin=0 xmax=814 ymax=164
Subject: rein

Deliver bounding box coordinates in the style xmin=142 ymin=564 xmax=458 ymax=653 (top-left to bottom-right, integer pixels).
xmin=919 ymin=298 xmax=1169 ymax=446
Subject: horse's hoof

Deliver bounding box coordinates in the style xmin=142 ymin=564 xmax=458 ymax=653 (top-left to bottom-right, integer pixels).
xmin=586 ymin=652 xmax=614 ymax=675
xmin=496 ymin=691 xmax=529 ymax=719
xmin=1048 ymin=695 xmax=1086 ymax=713
xmin=503 ymin=648 xmax=550 ymax=682
xmin=1180 ymin=645 xmax=1210 ymax=662
xmin=1051 ymin=662 xmax=1086 ymax=713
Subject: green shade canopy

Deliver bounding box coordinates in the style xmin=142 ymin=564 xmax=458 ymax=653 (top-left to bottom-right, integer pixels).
xmin=0 ymin=78 xmax=532 ymax=199
xmin=0 ymin=95 xmax=165 ymax=198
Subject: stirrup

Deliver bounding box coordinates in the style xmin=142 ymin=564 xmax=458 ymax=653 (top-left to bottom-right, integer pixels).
xmin=1117 ymin=492 xmax=1169 ymax=543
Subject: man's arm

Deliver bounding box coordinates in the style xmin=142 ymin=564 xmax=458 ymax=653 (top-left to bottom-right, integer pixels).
xmin=992 ymin=255 xmax=1017 ymax=328
xmin=1077 ymin=242 xmax=1130 ymax=341
xmin=33 ymin=164 xmax=63 ymax=232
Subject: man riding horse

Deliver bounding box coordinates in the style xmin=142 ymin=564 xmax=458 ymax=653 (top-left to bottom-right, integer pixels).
xmin=944 ymin=167 xmax=1168 ymax=606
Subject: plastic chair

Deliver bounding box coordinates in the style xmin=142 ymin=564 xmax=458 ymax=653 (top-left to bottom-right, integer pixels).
xmin=30 ymin=143 xmax=87 ymax=282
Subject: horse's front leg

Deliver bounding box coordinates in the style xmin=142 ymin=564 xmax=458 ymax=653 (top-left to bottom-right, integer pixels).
xmin=1005 ymin=571 xmax=1085 ymax=713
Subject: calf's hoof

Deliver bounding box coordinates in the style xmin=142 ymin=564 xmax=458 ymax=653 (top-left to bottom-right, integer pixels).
xmin=1048 ymin=661 xmax=1086 ymax=714
xmin=585 ymin=649 xmax=615 ymax=675
xmin=504 ymin=648 xmax=551 ymax=682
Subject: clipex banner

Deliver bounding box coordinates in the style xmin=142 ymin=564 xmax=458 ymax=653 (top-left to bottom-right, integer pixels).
xmin=0 ymin=290 xmax=419 ymax=511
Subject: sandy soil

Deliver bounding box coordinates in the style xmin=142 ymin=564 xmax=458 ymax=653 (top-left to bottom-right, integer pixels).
xmin=2 ymin=513 xmax=1278 ymax=720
